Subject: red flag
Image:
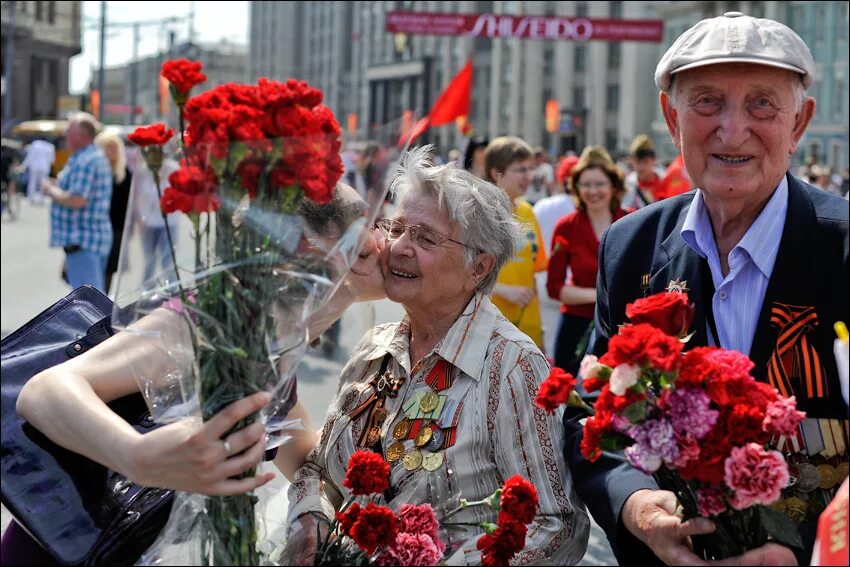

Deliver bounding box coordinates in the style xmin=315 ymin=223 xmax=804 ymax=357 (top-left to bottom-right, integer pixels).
xmin=404 ymin=60 xmax=473 ymax=145
xmin=659 ymin=154 xmax=691 ymax=199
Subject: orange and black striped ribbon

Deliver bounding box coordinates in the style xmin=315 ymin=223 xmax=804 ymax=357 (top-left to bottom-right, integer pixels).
xmin=767 ymin=303 xmax=826 ymax=399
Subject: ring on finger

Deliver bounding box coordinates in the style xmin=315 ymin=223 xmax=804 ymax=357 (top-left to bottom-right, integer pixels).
xmin=222 ymin=439 xmax=233 ymax=458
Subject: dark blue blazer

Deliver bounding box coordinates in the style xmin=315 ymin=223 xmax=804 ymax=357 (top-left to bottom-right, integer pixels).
xmin=564 ymin=174 xmax=849 ymax=564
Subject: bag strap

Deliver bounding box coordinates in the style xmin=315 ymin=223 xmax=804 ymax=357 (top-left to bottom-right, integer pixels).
xmin=64 ymin=315 xmax=115 ymax=358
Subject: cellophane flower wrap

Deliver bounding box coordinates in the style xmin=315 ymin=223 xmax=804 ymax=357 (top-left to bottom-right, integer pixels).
xmin=112 ymin=61 xmax=376 ymax=565
xmin=296 ymin=451 xmax=538 ymax=566
xmin=535 ymin=291 xmax=806 ymax=560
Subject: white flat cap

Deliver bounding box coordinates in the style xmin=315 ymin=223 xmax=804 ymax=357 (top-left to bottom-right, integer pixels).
xmin=655 ymin=12 xmax=815 ymax=91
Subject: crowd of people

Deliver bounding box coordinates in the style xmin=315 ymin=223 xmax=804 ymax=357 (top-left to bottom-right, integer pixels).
xmin=2 ymin=11 xmax=849 ymax=567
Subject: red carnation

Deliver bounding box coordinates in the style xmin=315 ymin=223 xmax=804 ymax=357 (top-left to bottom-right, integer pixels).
xmin=606 ymin=324 xmax=683 ymax=372
xmin=161 ymin=58 xmax=207 ymax=98
xmin=160 ymin=187 xmax=193 ymax=214
xmin=678 ymin=426 xmax=732 ymax=485
xmin=349 ymin=503 xmax=399 ymax=555
xmin=128 ymin=123 xmax=174 ymax=147
xmin=580 ymin=411 xmax=613 ymax=462
xmin=343 ymin=450 xmax=390 ymax=496
xmin=535 ymin=367 xmax=577 ymax=414
xmin=625 ymin=291 xmax=695 ymax=338
xmin=499 ymin=475 xmax=538 ymax=525
xmin=477 ymin=519 xmax=527 ymax=566
xmin=336 ymin=502 xmax=361 ymax=536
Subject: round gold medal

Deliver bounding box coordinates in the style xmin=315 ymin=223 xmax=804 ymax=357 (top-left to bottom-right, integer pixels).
xmin=393 ymin=418 xmax=411 ymax=440
xmin=420 ymin=391 xmax=439 ymax=413
xmin=403 ymin=449 xmax=423 ymax=471
xmin=415 ymin=425 xmax=433 ymax=447
xmin=386 ymin=441 xmax=405 ymax=463
xmin=784 ymin=496 xmax=808 ymax=523
xmin=796 ymin=463 xmax=820 ymax=493
xmin=422 ymin=452 xmax=444 ymax=471
xmin=817 ymin=464 xmax=838 ymax=490
xmin=836 ymin=461 xmax=849 ymax=481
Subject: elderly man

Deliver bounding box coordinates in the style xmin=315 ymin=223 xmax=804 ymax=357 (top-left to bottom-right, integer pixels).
xmin=43 ymin=112 xmax=113 ymax=292
xmin=565 ymin=12 xmax=849 ymax=566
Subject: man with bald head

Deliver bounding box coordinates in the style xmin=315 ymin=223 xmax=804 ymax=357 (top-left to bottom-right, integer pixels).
xmin=564 ymin=12 xmax=849 ymax=566
xmin=43 ymin=112 xmax=114 ymax=292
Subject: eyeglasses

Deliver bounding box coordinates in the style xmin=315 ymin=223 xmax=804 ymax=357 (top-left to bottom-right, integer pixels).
xmin=577 ymin=180 xmax=612 ymax=191
xmin=375 ymin=218 xmax=476 ymax=251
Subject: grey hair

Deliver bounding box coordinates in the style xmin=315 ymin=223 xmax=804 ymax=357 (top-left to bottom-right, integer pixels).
xmin=666 ymin=73 xmax=806 ymax=113
xmin=388 ymin=145 xmax=523 ymax=294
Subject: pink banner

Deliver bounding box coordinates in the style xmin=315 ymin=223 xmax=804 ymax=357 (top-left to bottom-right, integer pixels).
xmin=386 ymin=11 xmax=664 ymax=42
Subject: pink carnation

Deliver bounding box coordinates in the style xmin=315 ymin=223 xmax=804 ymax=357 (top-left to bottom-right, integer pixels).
xmin=762 ymin=396 xmax=806 ymax=437
xmin=398 ymin=504 xmax=445 ymax=554
xmin=374 ymin=532 xmax=444 ymax=566
xmin=696 ymin=488 xmax=727 ymax=517
xmin=724 ymin=443 xmax=789 ymax=510
xmin=580 ymin=355 xmax=606 ymax=380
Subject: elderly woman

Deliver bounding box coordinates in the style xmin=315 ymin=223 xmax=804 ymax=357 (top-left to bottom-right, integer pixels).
xmin=286 ymin=147 xmax=590 ymax=565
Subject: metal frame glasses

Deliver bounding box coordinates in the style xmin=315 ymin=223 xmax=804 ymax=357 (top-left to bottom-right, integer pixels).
xmin=375 ymin=218 xmax=478 ymax=251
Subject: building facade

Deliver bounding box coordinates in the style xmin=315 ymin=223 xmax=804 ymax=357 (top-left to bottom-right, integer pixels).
xmin=249 ymin=0 xmax=662 ymax=156
xmin=93 ymin=40 xmax=248 ymax=126
xmin=650 ymin=1 xmax=849 ymax=170
xmin=1 ymin=0 xmax=82 ymax=127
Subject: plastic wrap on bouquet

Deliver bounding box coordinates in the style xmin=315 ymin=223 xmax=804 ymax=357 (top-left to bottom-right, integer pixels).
xmin=110 ymin=73 xmax=392 ymax=565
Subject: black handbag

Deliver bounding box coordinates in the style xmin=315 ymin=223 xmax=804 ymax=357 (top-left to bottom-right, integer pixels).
xmin=1 ymin=286 xmax=173 ymax=565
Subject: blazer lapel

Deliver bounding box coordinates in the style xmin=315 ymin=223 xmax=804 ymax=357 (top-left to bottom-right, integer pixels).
xmin=648 ymin=206 xmax=711 ymax=348
xmin=748 ymin=174 xmax=817 ymax=379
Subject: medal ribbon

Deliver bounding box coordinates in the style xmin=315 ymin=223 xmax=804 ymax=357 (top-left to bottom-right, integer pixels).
xmin=425 ymin=359 xmax=454 ymax=392
xmin=767 ymin=303 xmax=826 ymax=399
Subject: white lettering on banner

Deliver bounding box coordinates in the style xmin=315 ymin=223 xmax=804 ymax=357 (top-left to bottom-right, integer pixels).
xmin=467 ymin=13 xmax=595 ymax=40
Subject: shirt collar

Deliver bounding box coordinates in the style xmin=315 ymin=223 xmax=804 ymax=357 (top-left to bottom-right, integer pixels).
xmin=681 ymin=176 xmax=788 ymax=277
xmin=358 ymin=293 xmax=496 ymax=382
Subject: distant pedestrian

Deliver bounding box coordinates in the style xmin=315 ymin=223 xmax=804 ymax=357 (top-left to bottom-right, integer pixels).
xmin=94 ymin=130 xmax=132 ymax=295
xmin=21 ymin=138 xmax=55 ymax=204
xmin=43 ymin=113 xmax=113 ymax=292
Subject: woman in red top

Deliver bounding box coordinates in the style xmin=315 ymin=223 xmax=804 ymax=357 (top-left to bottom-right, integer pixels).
xmin=546 ymin=147 xmax=628 ymax=374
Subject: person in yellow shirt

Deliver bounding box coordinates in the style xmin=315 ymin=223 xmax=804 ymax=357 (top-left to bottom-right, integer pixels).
xmin=484 ymin=136 xmax=548 ymax=350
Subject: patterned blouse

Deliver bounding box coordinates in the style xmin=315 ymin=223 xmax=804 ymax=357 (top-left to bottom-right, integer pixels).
xmin=287 ymin=293 xmax=590 ymax=565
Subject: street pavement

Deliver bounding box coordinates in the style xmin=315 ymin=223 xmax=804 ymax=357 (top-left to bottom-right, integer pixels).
xmin=0 ymin=198 xmax=616 ymax=564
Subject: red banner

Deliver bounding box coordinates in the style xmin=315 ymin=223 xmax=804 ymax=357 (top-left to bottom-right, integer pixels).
xmin=386 ymin=11 xmax=664 ymax=42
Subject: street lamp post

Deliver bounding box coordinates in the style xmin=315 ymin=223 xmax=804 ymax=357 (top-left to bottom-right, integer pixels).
xmin=3 ymin=0 xmax=17 ymax=128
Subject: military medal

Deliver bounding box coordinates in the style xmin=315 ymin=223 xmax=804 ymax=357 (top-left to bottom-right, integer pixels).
xmin=373 ymin=406 xmax=388 ymax=425
xmin=415 ymin=424 xmax=433 ymax=447
xmin=420 ymin=391 xmax=439 ymax=413
xmin=403 ymin=449 xmax=423 ymax=471
xmin=795 ymin=462 xmax=821 ymax=492
xmin=784 ymin=496 xmax=808 ymax=523
xmin=817 ymin=464 xmax=839 ymax=490
xmin=366 ymin=426 xmax=381 ymax=446
xmin=665 ymin=279 xmax=689 ymax=293
xmin=426 ymin=428 xmax=445 ymax=451
xmin=386 ymin=441 xmax=405 ymax=463
xmin=393 ymin=418 xmax=411 ymax=440
xmin=836 ymin=461 xmax=849 ymax=481
xmin=422 ymin=452 xmax=444 ymax=471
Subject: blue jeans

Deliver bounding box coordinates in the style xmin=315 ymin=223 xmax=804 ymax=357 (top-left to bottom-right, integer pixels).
xmin=65 ymin=248 xmax=107 ymax=292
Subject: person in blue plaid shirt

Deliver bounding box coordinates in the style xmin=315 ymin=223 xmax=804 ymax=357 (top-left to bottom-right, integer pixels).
xmin=43 ymin=113 xmax=113 ymax=293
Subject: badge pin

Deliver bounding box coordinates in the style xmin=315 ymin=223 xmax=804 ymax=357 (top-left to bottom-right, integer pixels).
xmin=403 ymin=449 xmax=423 ymax=471
xmin=666 ymin=279 xmax=689 ymax=293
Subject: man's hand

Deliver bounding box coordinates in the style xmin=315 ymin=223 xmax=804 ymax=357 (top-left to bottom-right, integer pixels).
xmin=42 ymin=177 xmax=58 ymax=199
xmin=622 ymin=489 xmax=716 ymax=565
xmin=622 ymin=490 xmax=798 ymax=566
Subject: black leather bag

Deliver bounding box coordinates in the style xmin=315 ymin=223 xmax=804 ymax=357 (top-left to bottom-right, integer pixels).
xmin=1 ymin=286 xmax=173 ymax=565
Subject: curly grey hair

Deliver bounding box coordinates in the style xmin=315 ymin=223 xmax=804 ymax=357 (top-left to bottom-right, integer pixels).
xmin=388 ymin=145 xmax=522 ymax=294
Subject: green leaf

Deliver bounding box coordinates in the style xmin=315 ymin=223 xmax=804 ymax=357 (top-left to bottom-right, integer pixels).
xmin=599 ymin=431 xmax=632 ymax=452
xmin=757 ymin=505 xmax=804 ymax=550
xmin=623 ymin=400 xmax=649 ymax=424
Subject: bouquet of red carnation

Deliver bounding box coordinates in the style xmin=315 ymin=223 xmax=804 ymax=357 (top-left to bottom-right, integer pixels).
xmin=114 ymin=60 xmax=374 ymax=566
xmin=536 ymin=291 xmax=806 ymax=560
xmin=307 ymin=451 xmax=538 ymax=566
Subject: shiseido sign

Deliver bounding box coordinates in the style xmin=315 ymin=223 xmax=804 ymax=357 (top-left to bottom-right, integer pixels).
xmin=386 ymin=11 xmax=664 ymax=42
